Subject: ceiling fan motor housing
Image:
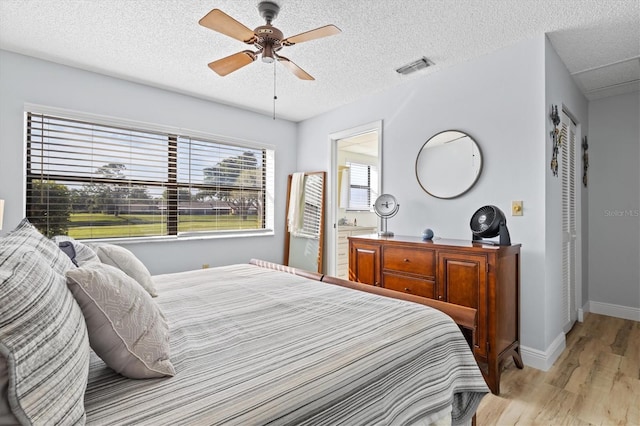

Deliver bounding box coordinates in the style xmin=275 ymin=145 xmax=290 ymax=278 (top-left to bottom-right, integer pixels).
xmin=256 ymin=2 xmax=284 ymax=63
xmin=254 ymin=25 xmax=284 ymax=62
xmin=470 ymin=205 xmax=511 ymax=245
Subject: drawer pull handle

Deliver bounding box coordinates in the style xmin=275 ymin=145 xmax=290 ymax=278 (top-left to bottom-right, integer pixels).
xmin=404 ymin=287 xmax=411 ymax=292
xmin=438 ymin=295 xmax=442 ymax=300
xmin=403 ymin=258 xmax=410 ymax=262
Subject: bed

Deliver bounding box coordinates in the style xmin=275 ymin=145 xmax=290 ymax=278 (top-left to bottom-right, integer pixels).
xmin=1 ymin=219 xmax=488 ymax=426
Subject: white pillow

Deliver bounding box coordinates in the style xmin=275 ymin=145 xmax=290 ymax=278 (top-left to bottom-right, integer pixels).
xmin=92 ymin=243 xmax=158 ymax=297
xmin=66 ymin=262 xmax=174 ymax=379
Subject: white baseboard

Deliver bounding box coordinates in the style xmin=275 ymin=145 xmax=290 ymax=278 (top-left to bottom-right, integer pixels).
xmin=578 ymin=303 xmax=587 ymax=322
xmin=520 ymin=332 xmax=566 ymax=372
xmin=584 ymin=301 xmax=640 ymax=322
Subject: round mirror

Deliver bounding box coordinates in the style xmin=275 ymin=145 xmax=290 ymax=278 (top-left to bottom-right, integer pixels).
xmin=415 ymin=130 xmax=482 ymax=199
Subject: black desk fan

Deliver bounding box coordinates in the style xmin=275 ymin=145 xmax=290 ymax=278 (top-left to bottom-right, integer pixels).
xmin=470 ymin=205 xmax=511 ymax=246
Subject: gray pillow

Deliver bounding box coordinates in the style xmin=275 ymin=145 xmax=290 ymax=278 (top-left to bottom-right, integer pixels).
xmin=0 ymin=246 xmax=90 ymax=425
xmin=92 ymin=243 xmax=158 ymax=297
xmin=52 ymin=235 xmax=101 ymax=266
xmin=58 ymin=240 xmax=79 ymax=266
xmin=66 ymin=263 xmax=175 ymax=379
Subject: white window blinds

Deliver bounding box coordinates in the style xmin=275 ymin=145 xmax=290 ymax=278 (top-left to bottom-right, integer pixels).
xmin=346 ymin=162 xmax=378 ymax=211
xmin=26 ymin=112 xmax=273 ymax=239
xmin=300 ymin=174 xmax=324 ymax=238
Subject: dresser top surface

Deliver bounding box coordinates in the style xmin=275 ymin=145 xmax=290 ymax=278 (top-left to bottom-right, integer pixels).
xmin=348 ymin=234 xmax=521 ymax=250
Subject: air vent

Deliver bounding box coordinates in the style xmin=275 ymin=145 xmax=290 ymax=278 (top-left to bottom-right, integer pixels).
xmin=395 ymin=57 xmax=434 ymax=75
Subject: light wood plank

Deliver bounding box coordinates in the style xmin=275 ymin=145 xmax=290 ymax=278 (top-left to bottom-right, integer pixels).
xmin=477 ymin=313 xmax=640 ymax=425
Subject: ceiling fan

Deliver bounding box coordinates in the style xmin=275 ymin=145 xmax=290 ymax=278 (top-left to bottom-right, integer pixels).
xmin=199 ymin=1 xmax=341 ymax=80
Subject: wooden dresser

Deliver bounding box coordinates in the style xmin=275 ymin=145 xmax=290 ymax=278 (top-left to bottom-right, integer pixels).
xmin=348 ymin=234 xmax=523 ymax=395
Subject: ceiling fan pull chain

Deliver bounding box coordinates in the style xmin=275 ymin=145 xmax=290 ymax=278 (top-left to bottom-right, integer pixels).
xmin=273 ymin=60 xmax=278 ymax=120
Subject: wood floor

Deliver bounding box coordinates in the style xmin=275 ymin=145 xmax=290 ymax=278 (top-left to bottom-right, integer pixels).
xmin=476 ymin=313 xmax=639 ymax=425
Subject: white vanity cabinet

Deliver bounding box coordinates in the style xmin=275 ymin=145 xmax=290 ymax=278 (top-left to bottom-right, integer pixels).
xmin=336 ymin=226 xmax=376 ymax=278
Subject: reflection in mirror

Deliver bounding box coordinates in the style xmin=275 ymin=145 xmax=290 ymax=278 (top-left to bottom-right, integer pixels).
xmin=284 ymin=171 xmax=326 ymax=273
xmin=415 ymin=130 xmax=482 ymax=199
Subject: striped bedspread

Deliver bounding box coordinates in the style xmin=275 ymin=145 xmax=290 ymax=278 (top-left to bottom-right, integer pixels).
xmin=84 ymin=264 xmax=488 ymax=425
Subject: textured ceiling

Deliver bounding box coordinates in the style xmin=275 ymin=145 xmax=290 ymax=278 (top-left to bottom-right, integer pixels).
xmin=0 ymin=0 xmax=638 ymax=122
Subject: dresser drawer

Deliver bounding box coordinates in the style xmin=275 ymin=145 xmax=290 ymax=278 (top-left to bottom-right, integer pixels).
xmin=383 ymin=246 xmax=435 ymax=277
xmin=383 ymin=273 xmax=436 ymax=299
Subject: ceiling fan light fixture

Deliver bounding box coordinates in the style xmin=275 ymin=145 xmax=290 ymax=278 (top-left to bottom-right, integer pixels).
xmin=261 ymin=43 xmax=276 ymax=63
xmin=396 ymin=57 xmax=434 ymax=75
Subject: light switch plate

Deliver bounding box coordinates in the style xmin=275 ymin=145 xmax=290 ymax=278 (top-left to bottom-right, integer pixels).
xmin=512 ymin=201 xmax=523 ymax=216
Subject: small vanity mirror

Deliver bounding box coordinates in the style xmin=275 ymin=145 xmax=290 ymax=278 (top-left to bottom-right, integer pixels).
xmin=284 ymin=171 xmax=326 ymax=273
xmin=415 ymin=130 xmax=482 ymax=199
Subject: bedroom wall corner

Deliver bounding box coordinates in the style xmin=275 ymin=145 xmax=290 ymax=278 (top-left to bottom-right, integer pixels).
xmin=544 ymin=36 xmax=590 ymax=346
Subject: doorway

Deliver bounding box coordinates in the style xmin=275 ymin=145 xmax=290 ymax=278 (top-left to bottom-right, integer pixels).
xmin=329 ymin=121 xmax=382 ymax=278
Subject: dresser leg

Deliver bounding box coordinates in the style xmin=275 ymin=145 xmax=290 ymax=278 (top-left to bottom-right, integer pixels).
xmin=478 ymin=360 xmax=500 ymax=395
xmin=512 ymin=345 xmax=524 ymax=369
xmin=487 ymin=364 xmax=500 ymax=395
xmin=483 ymin=344 xmax=524 ymax=394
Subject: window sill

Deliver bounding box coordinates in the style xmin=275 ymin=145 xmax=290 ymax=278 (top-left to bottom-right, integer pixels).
xmin=79 ymin=229 xmax=275 ymax=245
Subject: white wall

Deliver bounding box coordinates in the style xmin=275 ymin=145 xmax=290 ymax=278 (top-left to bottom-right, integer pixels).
xmin=0 ymin=50 xmax=298 ymax=274
xmin=544 ymin=37 xmax=589 ymax=348
xmin=588 ymin=92 xmax=640 ymax=317
xmin=297 ymin=36 xmax=551 ymax=353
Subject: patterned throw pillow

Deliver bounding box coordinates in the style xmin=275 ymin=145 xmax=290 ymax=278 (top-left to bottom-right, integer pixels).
xmin=91 ymin=243 xmax=158 ymax=297
xmin=0 ymin=247 xmax=90 ymax=425
xmin=66 ymin=262 xmax=174 ymax=379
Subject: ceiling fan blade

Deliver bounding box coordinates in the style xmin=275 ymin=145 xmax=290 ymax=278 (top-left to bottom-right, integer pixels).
xmin=208 ymin=51 xmax=257 ymax=76
xmin=282 ymin=25 xmax=341 ymax=46
xmin=277 ymin=56 xmax=314 ymax=80
xmin=199 ymin=9 xmax=256 ymax=43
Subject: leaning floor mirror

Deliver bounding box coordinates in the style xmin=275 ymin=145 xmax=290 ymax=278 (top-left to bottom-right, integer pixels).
xmin=284 ymin=171 xmax=326 ymax=273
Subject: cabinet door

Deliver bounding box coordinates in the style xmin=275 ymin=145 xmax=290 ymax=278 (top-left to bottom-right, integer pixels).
xmin=438 ymin=252 xmax=488 ymax=357
xmin=349 ymin=240 xmax=381 ymax=286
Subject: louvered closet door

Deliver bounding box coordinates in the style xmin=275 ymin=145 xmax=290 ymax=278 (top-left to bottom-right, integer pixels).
xmin=561 ymin=111 xmax=577 ymax=332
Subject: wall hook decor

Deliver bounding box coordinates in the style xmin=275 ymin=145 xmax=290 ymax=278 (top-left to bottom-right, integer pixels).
xmin=582 ymin=135 xmax=589 ymax=187
xmin=550 ymin=105 xmax=560 ymax=176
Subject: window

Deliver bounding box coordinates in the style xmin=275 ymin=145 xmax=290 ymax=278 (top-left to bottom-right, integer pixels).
xmin=25 ymin=111 xmax=274 ymax=239
xmin=346 ymin=162 xmax=378 ymax=211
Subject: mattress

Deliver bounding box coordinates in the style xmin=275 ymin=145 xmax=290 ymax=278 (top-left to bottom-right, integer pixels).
xmin=83 ymin=263 xmax=488 ymax=425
